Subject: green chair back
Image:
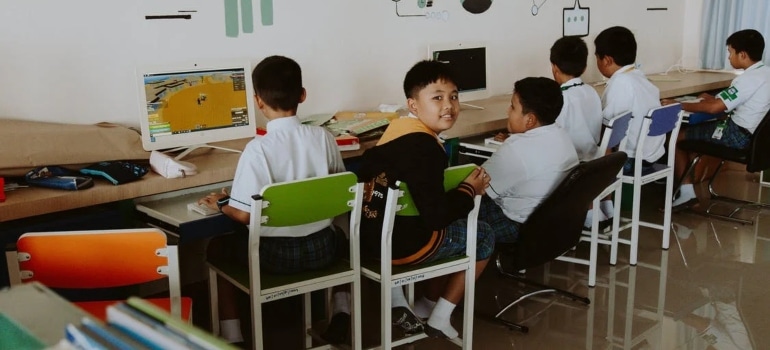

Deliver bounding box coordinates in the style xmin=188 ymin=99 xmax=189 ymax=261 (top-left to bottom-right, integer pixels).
xmin=397 ymin=163 xmax=477 ymax=217
xmin=257 ymin=172 xmax=358 ymax=227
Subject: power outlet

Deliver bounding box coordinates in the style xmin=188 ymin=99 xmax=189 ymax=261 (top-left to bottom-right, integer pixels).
xmin=563 ymin=3 xmax=589 ymax=37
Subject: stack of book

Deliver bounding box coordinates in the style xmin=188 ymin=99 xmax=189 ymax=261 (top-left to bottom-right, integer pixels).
xmin=64 ymin=297 xmax=236 ymax=350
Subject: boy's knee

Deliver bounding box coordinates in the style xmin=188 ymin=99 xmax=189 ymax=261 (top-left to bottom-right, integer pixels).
xmin=476 ymin=224 xmax=495 ymax=260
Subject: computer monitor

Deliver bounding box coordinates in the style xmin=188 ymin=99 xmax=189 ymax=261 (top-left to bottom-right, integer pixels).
xmin=136 ymin=61 xmax=256 ymax=160
xmin=428 ymin=42 xmax=488 ymax=109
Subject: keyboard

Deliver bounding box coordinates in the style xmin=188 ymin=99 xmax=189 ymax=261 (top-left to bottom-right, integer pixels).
xmin=326 ymin=118 xmax=391 ymax=136
xmin=187 ymin=202 xmax=220 ymax=216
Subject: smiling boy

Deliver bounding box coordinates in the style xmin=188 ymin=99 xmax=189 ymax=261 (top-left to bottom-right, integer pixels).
xmin=355 ymin=60 xmax=495 ymax=339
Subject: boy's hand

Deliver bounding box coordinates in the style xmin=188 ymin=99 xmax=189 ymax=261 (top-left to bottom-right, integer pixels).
xmin=198 ymin=188 xmax=229 ymax=210
xmin=493 ymin=132 xmax=510 ymax=142
xmin=660 ymin=98 xmax=677 ymax=106
xmin=462 ymin=167 xmax=490 ymax=195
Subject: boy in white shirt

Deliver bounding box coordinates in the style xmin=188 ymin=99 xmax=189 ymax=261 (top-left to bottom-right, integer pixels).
xmin=662 ymin=29 xmax=770 ymax=210
xmin=595 ymin=26 xmax=664 ymax=175
xmin=550 ymin=36 xmax=607 ymax=229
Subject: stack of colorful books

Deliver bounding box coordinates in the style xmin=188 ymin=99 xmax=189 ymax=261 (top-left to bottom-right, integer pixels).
xmin=64 ymin=297 xmax=236 ymax=350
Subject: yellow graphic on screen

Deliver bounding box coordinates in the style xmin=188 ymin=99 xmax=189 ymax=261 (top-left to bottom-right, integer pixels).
xmin=143 ymin=70 xmax=248 ymax=140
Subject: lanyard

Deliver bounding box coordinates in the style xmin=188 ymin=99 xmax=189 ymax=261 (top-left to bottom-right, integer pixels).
xmin=561 ymin=82 xmax=585 ymax=91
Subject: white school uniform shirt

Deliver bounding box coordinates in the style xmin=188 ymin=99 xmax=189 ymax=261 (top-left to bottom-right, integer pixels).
xmin=718 ymin=61 xmax=770 ymax=133
xmin=555 ymin=77 xmax=603 ymax=161
xmin=482 ymin=124 xmax=579 ymax=223
xmin=229 ymin=116 xmax=346 ymax=237
xmin=601 ymin=64 xmax=664 ymax=162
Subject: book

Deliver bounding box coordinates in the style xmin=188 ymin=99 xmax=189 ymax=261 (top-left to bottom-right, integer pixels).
xmin=124 ymin=297 xmax=237 ymax=350
xmin=106 ymin=303 xmax=193 ymax=350
xmin=0 ymin=312 xmax=45 ymax=349
xmin=65 ymin=323 xmax=114 ymax=350
xmin=335 ymin=134 xmax=360 ymax=151
xmin=80 ymin=317 xmax=152 ymax=350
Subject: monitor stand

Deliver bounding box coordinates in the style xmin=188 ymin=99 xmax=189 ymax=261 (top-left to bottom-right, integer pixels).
xmin=460 ymin=102 xmax=485 ymax=111
xmin=165 ymin=144 xmax=242 ymax=161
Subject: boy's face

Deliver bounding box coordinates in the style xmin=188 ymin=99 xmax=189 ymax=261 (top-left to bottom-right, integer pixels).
xmin=727 ymin=45 xmax=743 ymax=69
xmin=507 ymin=93 xmax=532 ymax=134
xmin=407 ymin=79 xmax=460 ymax=134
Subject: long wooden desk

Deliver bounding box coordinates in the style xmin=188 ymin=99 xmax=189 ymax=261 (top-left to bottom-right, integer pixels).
xmin=444 ymin=70 xmax=737 ymax=139
xmin=0 ymin=71 xmax=736 ymax=223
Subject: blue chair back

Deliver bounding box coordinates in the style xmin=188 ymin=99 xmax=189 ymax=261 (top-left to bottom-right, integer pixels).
xmin=647 ymin=104 xmax=682 ymax=137
xmin=607 ymin=111 xmax=632 ymax=150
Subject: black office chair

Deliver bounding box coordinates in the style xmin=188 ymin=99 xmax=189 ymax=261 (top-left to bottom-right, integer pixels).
xmin=677 ymin=110 xmax=770 ymax=224
xmin=493 ymin=151 xmax=628 ymax=333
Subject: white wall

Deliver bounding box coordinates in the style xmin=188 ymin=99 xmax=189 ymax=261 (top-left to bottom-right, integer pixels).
xmin=0 ymin=0 xmax=690 ymax=127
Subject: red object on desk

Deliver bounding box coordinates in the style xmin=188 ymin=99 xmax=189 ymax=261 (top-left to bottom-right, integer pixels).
xmin=0 ymin=177 xmax=5 ymax=202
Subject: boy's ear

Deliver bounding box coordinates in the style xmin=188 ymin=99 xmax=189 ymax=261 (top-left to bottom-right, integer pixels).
xmin=254 ymin=95 xmax=264 ymax=109
xmin=407 ymin=97 xmax=418 ymax=114
xmin=299 ymin=88 xmax=307 ymax=103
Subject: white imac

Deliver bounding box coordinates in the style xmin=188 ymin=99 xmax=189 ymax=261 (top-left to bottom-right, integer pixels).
xmin=136 ymin=60 xmax=257 ymax=160
xmin=428 ymin=41 xmax=489 ymax=109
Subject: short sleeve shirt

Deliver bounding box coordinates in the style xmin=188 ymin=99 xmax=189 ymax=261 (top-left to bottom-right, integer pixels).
xmin=555 ymin=77 xmax=604 ymax=161
xmin=229 ymin=116 xmax=346 ymax=237
xmin=482 ymin=124 xmax=579 ymax=223
xmin=718 ymin=62 xmax=770 ymax=133
xmin=602 ymin=64 xmax=664 ymax=162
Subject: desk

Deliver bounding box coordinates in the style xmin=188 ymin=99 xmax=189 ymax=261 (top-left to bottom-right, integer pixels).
xmin=445 ymin=70 xmax=736 ymax=140
xmin=0 ymin=71 xmax=735 ymax=224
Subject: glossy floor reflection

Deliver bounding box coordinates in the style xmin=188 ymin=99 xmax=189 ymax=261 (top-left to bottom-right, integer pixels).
xmin=251 ymin=167 xmax=769 ymax=349
xmin=406 ymin=167 xmax=769 ymax=350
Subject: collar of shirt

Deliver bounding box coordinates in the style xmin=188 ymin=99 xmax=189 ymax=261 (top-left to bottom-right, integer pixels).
xmin=561 ymin=77 xmax=585 ymax=91
xmin=513 ymin=123 xmax=558 ymax=141
xmin=265 ymin=115 xmax=301 ymax=132
xmin=610 ymin=64 xmax=637 ymax=80
xmin=747 ymin=61 xmax=765 ymax=71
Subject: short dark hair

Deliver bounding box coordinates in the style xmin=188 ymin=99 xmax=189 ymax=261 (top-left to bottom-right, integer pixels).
xmin=514 ymin=77 xmax=563 ymax=125
xmin=403 ymin=60 xmax=458 ymax=99
xmin=251 ymin=55 xmax=304 ymax=111
xmin=726 ymin=29 xmax=765 ymax=62
xmin=550 ymin=36 xmax=588 ymax=77
xmin=594 ymin=26 xmax=637 ymax=66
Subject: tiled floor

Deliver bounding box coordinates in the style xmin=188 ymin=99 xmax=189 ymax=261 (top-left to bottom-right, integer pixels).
xmin=211 ymin=166 xmax=770 ymax=349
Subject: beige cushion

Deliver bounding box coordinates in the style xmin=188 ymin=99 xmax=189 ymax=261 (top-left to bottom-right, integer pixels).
xmin=0 ymin=119 xmax=149 ymax=177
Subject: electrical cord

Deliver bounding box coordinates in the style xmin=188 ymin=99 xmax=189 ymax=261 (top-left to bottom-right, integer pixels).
xmin=531 ymin=0 xmax=547 ymax=16
xmin=392 ymin=0 xmax=425 ymax=18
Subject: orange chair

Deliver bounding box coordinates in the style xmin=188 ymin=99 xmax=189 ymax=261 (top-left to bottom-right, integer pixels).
xmin=6 ymin=228 xmax=192 ymax=322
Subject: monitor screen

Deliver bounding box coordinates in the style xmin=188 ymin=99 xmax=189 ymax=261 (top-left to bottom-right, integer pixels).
xmin=429 ymin=42 xmax=488 ymax=102
xmin=136 ymin=61 xmax=256 ymax=155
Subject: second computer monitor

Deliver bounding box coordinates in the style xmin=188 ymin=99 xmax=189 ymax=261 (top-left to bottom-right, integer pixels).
xmin=429 ymin=42 xmax=488 ymax=103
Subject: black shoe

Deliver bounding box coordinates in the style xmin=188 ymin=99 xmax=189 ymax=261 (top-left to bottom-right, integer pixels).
xmin=320 ymin=313 xmax=351 ymax=345
xmin=392 ymin=306 xmax=424 ymax=335
xmin=423 ymin=324 xmax=457 ymax=339
xmin=671 ymin=198 xmax=699 ymax=213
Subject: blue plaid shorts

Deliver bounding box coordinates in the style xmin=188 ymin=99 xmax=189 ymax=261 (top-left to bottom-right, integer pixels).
xmin=424 ymin=218 xmax=495 ymax=262
xmin=684 ymin=118 xmax=751 ymax=149
xmin=212 ymin=226 xmax=340 ymax=274
xmin=478 ymin=195 xmax=522 ymax=244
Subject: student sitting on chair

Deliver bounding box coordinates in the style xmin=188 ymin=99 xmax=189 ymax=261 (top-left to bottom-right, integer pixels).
xmin=661 ymin=29 xmax=770 ymax=211
xmin=353 ymin=60 xmax=494 ymax=339
xmin=549 ymin=36 xmax=609 ymax=229
xmin=595 ymin=26 xmax=664 ymax=176
xmin=479 ymin=77 xmax=579 ymax=244
xmin=198 ymin=55 xmax=347 ymax=345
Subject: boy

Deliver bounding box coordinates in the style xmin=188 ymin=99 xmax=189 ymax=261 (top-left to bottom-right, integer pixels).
xmin=199 ymin=55 xmax=346 ymax=344
xmin=595 ymin=26 xmax=664 ymax=175
xmin=550 ymin=36 xmax=609 ymax=229
xmin=662 ymin=29 xmax=770 ymax=210
xmin=480 ymin=77 xmax=579 ymax=243
xmin=355 ymin=60 xmax=494 ymax=339
xmin=551 ymin=36 xmax=603 ymax=162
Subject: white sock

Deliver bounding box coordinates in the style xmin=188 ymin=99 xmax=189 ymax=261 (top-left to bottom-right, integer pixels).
xmin=584 ymin=209 xmax=607 ymax=228
xmin=600 ymin=200 xmax=614 ymax=219
xmin=427 ymin=297 xmax=458 ymax=339
xmin=391 ymin=286 xmax=409 ymax=309
xmin=673 ymin=184 xmax=696 ymax=206
xmin=414 ymin=296 xmax=436 ymax=319
xmin=332 ymin=291 xmax=350 ymax=315
xmin=220 ymin=319 xmax=244 ymax=343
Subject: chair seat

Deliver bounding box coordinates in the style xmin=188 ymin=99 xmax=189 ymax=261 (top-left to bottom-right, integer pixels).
xmin=207 ymin=258 xmax=354 ymax=302
xmin=76 ymin=297 xmax=193 ymax=322
xmin=678 ymin=140 xmax=748 ymax=165
xmin=360 ymin=256 xmax=469 ymax=284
